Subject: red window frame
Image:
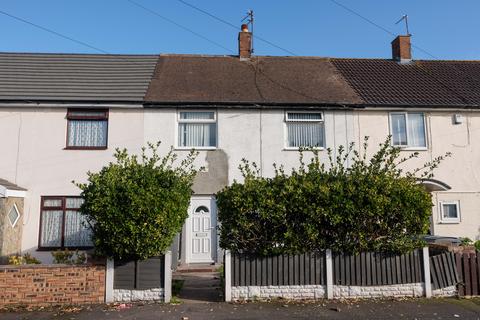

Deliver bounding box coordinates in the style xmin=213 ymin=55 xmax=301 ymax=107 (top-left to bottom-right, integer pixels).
xmin=65 ymin=109 xmax=109 ymax=150
xmin=38 ymin=196 xmax=93 ymax=250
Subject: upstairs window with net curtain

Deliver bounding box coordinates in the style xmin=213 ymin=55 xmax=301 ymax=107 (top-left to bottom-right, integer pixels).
xmin=178 ymin=111 xmax=217 ymax=148
xmin=390 ymin=112 xmax=426 ymax=148
xmin=286 ymin=112 xmax=325 ymax=148
xmin=66 ymin=110 xmax=108 ymax=149
xmin=39 ymin=196 xmax=93 ymax=249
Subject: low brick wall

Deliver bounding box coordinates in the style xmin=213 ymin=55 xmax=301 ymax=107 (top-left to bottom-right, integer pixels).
xmin=0 ymin=263 xmax=106 ymax=306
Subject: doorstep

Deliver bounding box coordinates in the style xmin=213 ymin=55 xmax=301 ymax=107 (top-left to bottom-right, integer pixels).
xmin=175 ymin=263 xmax=222 ymax=273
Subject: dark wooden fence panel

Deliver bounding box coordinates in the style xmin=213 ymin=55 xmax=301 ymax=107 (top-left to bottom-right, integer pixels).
xmin=114 ymin=256 xmax=165 ymax=290
xmin=455 ymin=252 xmax=480 ymax=296
xmin=333 ymin=249 xmax=423 ymax=286
xmin=430 ymin=252 xmax=459 ymax=290
xmin=231 ymin=252 xmax=326 ymax=286
xmin=113 ymin=260 xmax=136 ymax=289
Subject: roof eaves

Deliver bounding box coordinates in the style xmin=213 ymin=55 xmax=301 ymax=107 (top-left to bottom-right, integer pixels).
xmin=359 ymin=102 xmax=480 ymax=109
xmin=143 ymin=101 xmax=364 ymax=109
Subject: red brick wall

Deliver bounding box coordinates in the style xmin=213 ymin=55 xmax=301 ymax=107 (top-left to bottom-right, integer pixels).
xmin=0 ymin=264 xmax=105 ymax=306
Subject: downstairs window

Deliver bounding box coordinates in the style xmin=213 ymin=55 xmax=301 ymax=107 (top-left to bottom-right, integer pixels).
xmin=39 ymin=196 xmax=93 ymax=249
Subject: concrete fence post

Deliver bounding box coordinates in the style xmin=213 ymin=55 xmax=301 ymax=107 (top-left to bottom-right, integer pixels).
xmin=105 ymin=258 xmax=114 ymax=303
xmin=423 ymin=247 xmax=432 ymax=298
xmin=224 ymin=250 xmax=232 ymax=302
xmin=325 ymin=249 xmax=333 ymax=299
xmin=164 ymin=251 xmax=172 ymax=303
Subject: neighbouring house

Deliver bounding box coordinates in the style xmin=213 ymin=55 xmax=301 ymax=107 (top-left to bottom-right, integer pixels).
xmin=0 ymin=178 xmax=26 ymax=263
xmin=0 ymin=27 xmax=479 ymax=266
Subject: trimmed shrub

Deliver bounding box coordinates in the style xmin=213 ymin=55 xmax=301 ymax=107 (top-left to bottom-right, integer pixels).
xmin=76 ymin=142 xmax=199 ymax=261
xmin=217 ymin=137 xmax=450 ymax=255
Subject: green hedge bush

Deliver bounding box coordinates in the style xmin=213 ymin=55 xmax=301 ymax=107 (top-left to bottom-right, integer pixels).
xmin=76 ymin=142 xmax=199 ymax=261
xmin=217 ymin=137 xmax=449 ymax=255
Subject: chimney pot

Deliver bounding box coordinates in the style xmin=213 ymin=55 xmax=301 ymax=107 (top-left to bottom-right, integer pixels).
xmin=238 ymin=24 xmax=252 ymax=59
xmin=391 ymin=35 xmax=412 ymax=62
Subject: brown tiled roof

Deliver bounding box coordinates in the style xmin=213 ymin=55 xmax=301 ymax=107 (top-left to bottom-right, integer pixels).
xmin=331 ymin=59 xmax=480 ymax=107
xmin=145 ymin=55 xmax=362 ymax=106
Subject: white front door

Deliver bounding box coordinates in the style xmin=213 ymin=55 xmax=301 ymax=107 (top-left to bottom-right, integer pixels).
xmin=187 ymin=197 xmax=216 ymax=263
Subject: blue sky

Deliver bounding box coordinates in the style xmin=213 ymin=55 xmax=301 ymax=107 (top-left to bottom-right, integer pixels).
xmin=1 ymin=0 xmax=478 ymax=60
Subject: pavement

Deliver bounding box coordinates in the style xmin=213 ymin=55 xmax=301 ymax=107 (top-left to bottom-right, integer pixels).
xmin=2 ymin=271 xmax=480 ymax=319
xmin=2 ymin=298 xmax=480 ymax=319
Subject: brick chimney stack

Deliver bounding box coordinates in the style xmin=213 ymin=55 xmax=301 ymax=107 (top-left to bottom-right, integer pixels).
xmin=238 ymin=24 xmax=252 ymax=60
xmin=391 ymin=35 xmax=412 ymax=62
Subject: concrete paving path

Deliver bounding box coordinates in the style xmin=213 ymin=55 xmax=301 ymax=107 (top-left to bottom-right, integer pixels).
xmin=174 ymin=271 xmax=223 ymax=303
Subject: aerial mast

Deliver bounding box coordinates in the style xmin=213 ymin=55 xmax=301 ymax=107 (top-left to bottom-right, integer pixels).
xmin=242 ymin=10 xmax=254 ymax=53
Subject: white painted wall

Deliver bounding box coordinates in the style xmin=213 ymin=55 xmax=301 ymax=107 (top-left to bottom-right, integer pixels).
xmin=356 ymin=110 xmax=480 ymax=239
xmin=2 ymin=106 xmax=478 ymax=262
xmin=143 ymin=108 xmax=356 ymax=183
xmin=0 ymin=107 xmax=145 ymax=262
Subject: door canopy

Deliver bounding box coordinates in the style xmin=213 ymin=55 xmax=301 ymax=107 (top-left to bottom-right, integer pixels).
xmin=418 ymin=178 xmax=451 ymax=192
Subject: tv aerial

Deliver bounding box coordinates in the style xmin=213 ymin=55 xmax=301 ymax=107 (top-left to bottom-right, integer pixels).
xmin=395 ymin=14 xmax=411 ymax=35
xmin=241 ymin=10 xmax=254 ymax=53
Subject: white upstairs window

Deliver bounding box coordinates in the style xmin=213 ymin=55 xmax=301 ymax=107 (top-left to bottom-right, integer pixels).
xmin=285 ymin=112 xmax=325 ymax=149
xmin=390 ymin=112 xmax=426 ymax=148
xmin=439 ymin=201 xmax=461 ymax=223
xmin=178 ymin=111 xmax=217 ymax=148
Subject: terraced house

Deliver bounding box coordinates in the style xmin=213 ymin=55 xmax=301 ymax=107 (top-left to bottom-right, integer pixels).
xmin=0 ymin=29 xmax=479 ymax=265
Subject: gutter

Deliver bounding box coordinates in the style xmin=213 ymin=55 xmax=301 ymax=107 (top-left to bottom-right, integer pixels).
xmin=143 ymin=102 xmax=364 ymax=110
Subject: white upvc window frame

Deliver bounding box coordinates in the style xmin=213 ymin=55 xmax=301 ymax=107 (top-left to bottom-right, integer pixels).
xmin=176 ymin=110 xmax=218 ymax=150
xmin=439 ymin=200 xmax=461 ymax=224
xmin=284 ymin=110 xmax=325 ymax=150
xmin=389 ymin=112 xmax=427 ymax=150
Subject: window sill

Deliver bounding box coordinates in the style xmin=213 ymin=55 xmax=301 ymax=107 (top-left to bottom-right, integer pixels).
xmin=175 ymin=147 xmax=217 ymax=151
xmin=37 ymin=246 xmax=94 ymax=251
xmin=283 ymin=147 xmax=325 ymax=151
xmin=64 ymin=146 xmax=108 ymax=150
xmin=395 ymin=146 xmax=428 ymax=152
xmin=438 ymin=221 xmax=460 ymax=224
